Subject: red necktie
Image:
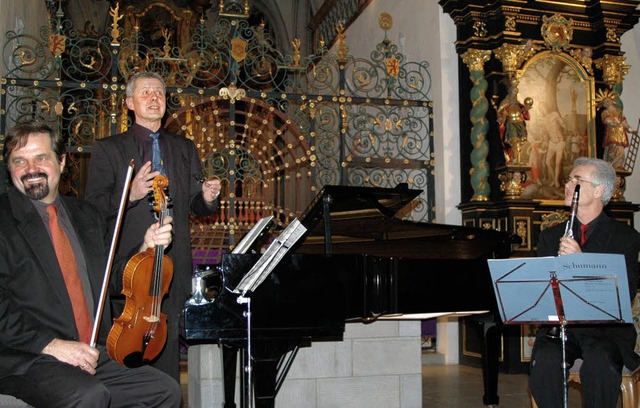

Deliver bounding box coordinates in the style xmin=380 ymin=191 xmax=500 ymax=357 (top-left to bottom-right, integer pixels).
xmin=580 ymin=224 xmax=589 ymax=246
xmin=47 ymin=205 xmax=92 ymax=343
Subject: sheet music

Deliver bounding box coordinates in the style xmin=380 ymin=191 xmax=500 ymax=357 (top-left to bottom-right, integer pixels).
xmin=232 ymin=216 xmax=274 ymax=254
xmin=233 ymin=218 xmax=307 ymax=294
xmin=488 ymin=253 xmax=632 ymax=324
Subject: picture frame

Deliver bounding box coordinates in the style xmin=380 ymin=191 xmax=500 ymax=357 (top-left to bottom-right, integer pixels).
xmin=521 ymin=323 xmax=539 ymax=361
xmin=515 ymin=50 xmax=597 ymax=200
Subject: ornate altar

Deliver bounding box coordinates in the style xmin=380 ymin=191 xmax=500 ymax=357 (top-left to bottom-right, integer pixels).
xmin=440 ymin=0 xmax=640 ymax=373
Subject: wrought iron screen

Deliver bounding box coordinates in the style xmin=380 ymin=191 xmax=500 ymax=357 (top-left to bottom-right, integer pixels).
xmin=0 ymin=3 xmax=434 ymax=250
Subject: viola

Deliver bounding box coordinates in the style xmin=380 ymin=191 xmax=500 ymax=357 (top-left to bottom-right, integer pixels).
xmin=106 ymin=175 xmax=174 ymax=367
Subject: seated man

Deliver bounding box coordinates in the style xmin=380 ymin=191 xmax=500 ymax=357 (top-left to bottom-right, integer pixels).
xmin=529 ymin=157 xmax=640 ymax=408
xmin=0 ymin=122 xmax=182 ymax=407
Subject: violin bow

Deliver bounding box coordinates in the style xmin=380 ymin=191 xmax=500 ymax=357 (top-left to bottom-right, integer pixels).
xmin=90 ymin=160 xmax=135 ymax=347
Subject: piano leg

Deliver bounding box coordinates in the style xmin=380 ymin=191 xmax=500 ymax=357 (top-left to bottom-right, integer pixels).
xmin=481 ymin=321 xmax=501 ymax=406
xmin=220 ymin=340 xmax=301 ymax=408
xmin=250 ymin=341 xmax=300 ymax=408
xmin=221 ymin=345 xmax=239 ymax=408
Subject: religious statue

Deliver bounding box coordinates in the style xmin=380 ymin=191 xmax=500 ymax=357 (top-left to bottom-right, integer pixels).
xmin=597 ymin=89 xmax=637 ymax=170
xmin=496 ymin=79 xmax=534 ymax=165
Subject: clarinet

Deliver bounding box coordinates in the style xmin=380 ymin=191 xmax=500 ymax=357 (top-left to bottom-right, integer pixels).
xmin=563 ymin=184 xmax=580 ymax=239
xmin=548 ymin=184 xmax=580 ymax=340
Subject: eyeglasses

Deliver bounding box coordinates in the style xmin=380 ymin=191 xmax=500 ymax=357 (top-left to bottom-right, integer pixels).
xmin=563 ymin=175 xmax=599 ymax=187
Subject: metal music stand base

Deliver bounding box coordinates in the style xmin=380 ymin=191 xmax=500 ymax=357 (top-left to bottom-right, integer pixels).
xmin=560 ymin=324 xmax=568 ymax=408
xmin=237 ymin=294 xmax=254 ymax=408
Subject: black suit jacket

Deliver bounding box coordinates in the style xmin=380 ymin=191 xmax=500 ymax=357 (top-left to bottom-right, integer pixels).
xmin=537 ymin=212 xmax=640 ymax=370
xmin=84 ymin=128 xmax=217 ymax=316
xmin=0 ymin=188 xmax=118 ymax=379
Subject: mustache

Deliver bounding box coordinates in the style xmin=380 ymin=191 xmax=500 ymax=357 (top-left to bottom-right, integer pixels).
xmin=21 ymin=172 xmax=48 ymax=183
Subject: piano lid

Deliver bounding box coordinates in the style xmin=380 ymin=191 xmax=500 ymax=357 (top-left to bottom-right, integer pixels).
xmin=300 ymin=183 xmax=421 ymax=228
xmin=295 ymin=184 xmax=515 ymax=260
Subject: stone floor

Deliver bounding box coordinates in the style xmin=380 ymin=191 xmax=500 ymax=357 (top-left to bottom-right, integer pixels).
xmin=422 ymin=362 xmax=615 ymax=408
xmin=180 ymin=355 xmax=605 ymax=407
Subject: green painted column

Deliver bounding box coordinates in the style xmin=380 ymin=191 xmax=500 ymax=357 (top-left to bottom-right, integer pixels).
xmin=461 ymin=49 xmax=492 ymax=201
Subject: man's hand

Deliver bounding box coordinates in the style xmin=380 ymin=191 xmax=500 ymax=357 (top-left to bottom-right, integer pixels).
xmin=202 ymin=178 xmax=222 ymax=204
xmin=130 ymin=161 xmax=160 ymax=202
xmin=558 ymin=236 xmax=582 ymax=256
xmin=42 ymin=338 xmax=99 ymax=375
xmin=140 ymin=216 xmax=173 ymax=252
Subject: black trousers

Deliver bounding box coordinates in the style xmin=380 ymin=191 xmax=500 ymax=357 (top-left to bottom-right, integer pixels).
xmin=529 ymin=328 xmax=623 ymax=408
xmin=0 ymin=346 xmax=182 ymax=408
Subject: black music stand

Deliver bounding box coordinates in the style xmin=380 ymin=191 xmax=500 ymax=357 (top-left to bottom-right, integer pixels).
xmin=488 ymin=253 xmax=633 ymax=408
xmin=231 ymin=218 xmax=307 ymax=408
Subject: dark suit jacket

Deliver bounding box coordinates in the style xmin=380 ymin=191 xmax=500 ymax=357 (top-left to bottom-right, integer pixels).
xmin=537 ymin=212 xmax=640 ymax=370
xmin=84 ymin=128 xmax=217 ymax=317
xmin=0 ymin=188 xmax=118 ymax=380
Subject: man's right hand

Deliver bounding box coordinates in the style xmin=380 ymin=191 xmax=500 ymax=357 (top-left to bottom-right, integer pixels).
xmin=130 ymin=161 xmax=160 ymax=202
xmin=42 ymin=338 xmax=100 ymax=375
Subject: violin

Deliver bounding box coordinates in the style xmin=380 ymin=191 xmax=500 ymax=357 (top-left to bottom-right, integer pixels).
xmin=106 ymin=175 xmax=174 ymax=367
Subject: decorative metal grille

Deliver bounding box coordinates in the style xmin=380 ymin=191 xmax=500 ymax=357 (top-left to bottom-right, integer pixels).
xmin=0 ymin=3 xmax=434 ymax=252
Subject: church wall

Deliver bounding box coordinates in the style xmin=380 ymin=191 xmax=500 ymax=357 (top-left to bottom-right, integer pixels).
xmin=329 ymin=0 xmax=461 ymax=226
xmin=335 ymin=0 xmax=462 ymax=365
xmin=620 ymin=25 xmax=640 ymax=233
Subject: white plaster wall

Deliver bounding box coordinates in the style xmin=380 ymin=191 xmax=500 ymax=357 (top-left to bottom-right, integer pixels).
xmin=621 ymin=26 xmax=640 ymax=232
xmin=341 ymin=0 xmax=461 ymax=226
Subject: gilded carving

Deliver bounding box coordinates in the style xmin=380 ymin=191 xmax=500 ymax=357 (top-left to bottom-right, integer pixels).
xmin=514 ymin=217 xmax=530 ymax=250
xmin=109 ymin=2 xmax=124 ymax=45
xmin=336 ymin=22 xmax=348 ymax=62
xmin=540 ymin=210 xmax=569 ymax=231
xmin=498 ymin=166 xmax=528 ymax=199
xmin=378 ymin=12 xmax=393 ymax=31
xmin=48 ymin=34 xmax=66 ymax=58
xmin=569 ymin=47 xmax=594 ymax=75
xmin=219 ymin=83 xmax=246 ymax=103
xmin=493 ymin=41 xmax=537 ymax=76
xmin=231 ymin=37 xmax=247 ymax=63
xmin=541 ymin=14 xmax=573 ymax=51
xmin=461 ymin=49 xmax=491 ymax=72
xmin=386 ymin=58 xmax=400 ymax=77
xmin=594 ymin=54 xmax=629 ymax=88
xmin=473 ymin=21 xmax=487 ymax=38
xmin=291 ymin=38 xmax=301 ymax=66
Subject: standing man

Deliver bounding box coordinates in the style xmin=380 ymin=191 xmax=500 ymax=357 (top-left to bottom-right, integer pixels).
xmin=529 ymin=157 xmax=640 ymax=408
xmin=85 ymin=71 xmax=222 ymax=381
xmin=0 ymin=122 xmax=181 ymax=407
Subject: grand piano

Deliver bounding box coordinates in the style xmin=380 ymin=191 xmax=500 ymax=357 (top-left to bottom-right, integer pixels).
xmin=182 ymin=184 xmax=515 ymax=408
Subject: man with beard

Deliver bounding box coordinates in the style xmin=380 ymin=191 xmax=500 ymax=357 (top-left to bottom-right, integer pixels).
xmin=85 ymin=71 xmax=221 ymax=381
xmin=0 ymin=122 xmax=182 ymax=407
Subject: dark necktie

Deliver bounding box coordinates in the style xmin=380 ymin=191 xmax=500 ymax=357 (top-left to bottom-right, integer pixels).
xmin=47 ymin=205 xmax=92 ymax=343
xmin=150 ymin=132 xmax=165 ymax=175
xmin=580 ymin=223 xmax=589 ymax=246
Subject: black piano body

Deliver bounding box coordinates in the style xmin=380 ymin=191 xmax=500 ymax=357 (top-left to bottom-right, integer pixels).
xmin=182 ymin=184 xmax=514 ymax=408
